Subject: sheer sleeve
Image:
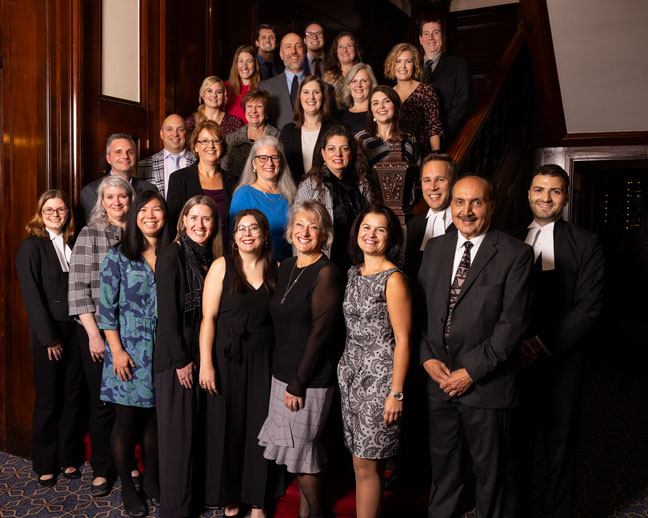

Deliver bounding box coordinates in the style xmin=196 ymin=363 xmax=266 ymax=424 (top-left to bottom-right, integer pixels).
xmin=286 ymin=264 xmax=343 ymax=397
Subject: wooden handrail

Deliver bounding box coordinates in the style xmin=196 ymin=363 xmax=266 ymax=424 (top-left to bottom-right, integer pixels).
xmin=447 ymin=24 xmax=528 ymax=167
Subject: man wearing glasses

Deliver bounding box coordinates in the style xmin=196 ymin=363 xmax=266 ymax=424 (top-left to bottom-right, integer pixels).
xmin=303 ymin=22 xmax=326 ymax=78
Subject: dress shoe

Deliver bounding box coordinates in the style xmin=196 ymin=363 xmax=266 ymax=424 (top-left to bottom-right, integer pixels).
xmin=37 ymin=475 xmax=57 ymax=487
xmin=62 ymin=467 xmax=82 ymax=479
xmin=90 ymin=480 xmax=112 ymax=497
xmin=124 ymin=505 xmax=147 ymax=518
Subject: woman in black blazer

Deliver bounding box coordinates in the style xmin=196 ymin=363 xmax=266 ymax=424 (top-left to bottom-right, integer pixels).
xmin=279 ymin=75 xmax=334 ymax=184
xmin=154 ymin=195 xmax=224 ymax=517
xmin=16 ymin=190 xmax=83 ymax=486
xmin=167 ymin=120 xmax=236 ymax=248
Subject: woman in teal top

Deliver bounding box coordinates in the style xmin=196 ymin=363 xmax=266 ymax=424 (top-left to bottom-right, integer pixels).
xmin=230 ymin=135 xmax=296 ymax=261
xmin=99 ymin=190 xmax=172 ymax=517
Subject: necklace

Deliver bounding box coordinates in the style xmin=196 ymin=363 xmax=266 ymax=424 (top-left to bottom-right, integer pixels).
xmin=281 ymin=260 xmax=310 ymax=304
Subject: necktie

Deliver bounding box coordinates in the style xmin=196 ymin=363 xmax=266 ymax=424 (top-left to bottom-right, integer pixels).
xmin=290 ymin=75 xmax=299 ymax=108
xmin=444 ymin=241 xmax=474 ymax=347
xmin=171 ymin=155 xmax=181 ymax=172
xmin=424 ymin=60 xmax=434 ymax=83
xmin=312 ymin=58 xmax=322 ymax=78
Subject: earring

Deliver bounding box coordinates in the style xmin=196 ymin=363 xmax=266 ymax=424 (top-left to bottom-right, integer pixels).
xmin=373 ymin=117 xmax=377 ymax=122
xmin=232 ymin=243 xmax=239 ymax=251
xmin=253 ymin=167 xmax=257 ymax=174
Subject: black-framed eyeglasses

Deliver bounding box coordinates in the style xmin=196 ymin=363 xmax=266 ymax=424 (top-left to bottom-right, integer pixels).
xmin=43 ymin=208 xmax=69 ymax=216
xmin=254 ymin=154 xmax=281 ymax=164
xmin=197 ymin=138 xmax=222 ymax=146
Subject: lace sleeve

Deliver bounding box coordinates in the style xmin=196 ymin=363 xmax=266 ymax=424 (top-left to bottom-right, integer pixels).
xmin=286 ymin=264 xmax=343 ymax=397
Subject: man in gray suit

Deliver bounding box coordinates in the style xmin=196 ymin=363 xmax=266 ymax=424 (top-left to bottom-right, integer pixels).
xmin=258 ymin=32 xmax=307 ymax=130
xmin=137 ymin=114 xmax=195 ymax=199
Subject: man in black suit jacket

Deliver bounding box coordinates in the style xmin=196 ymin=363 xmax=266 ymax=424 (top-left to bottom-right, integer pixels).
xmin=419 ymin=176 xmax=533 ymax=518
xmin=405 ymin=153 xmax=457 ymax=280
xmin=255 ymin=24 xmax=283 ymax=81
xmin=420 ymin=17 xmax=472 ymax=147
xmin=506 ymin=165 xmax=604 ymax=518
xmin=80 ymin=134 xmax=155 ymax=224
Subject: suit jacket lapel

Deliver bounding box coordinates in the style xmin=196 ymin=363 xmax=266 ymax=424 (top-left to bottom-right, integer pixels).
xmin=456 ymin=230 xmax=498 ymax=305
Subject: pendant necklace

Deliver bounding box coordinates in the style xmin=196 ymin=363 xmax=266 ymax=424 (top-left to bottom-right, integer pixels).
xmin=281 ymin=260 xmax=309 ymax=304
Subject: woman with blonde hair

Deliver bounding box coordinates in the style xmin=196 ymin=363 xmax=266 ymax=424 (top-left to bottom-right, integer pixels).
xmin=337 ymin=63 xmax=377 ymax=135
xmin=384 ymin=42 xmax=443 ymax=152
xmin=225 ymin=45 xmax=261 ymax=123
xmin=186 ymin=75 xmax=244 ymax=135
xmin=16 ymin=190 xmax=82 ymax=487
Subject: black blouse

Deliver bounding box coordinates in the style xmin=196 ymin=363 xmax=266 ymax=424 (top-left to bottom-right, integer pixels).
xmin=269 ymin=255 xmax=344 ymax=397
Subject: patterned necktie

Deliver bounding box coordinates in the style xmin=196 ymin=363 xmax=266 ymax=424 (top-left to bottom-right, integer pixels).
xmin=312 ymin=58 xmax=322 ymax=77
xmin=444 ymin=241 xmax=474 ymax=347
xmin=171 ymin=155 xmax=181 ymax=172
xmin=290 ymin=75 xmax=299 ymax=108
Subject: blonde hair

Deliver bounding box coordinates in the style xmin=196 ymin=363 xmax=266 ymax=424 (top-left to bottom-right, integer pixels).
xmin=25 ymin=190 xmax=75 ymax=245
xmin=341 ymin=63 xmax=378 ymax=108
xmin=195 ymin=76 xmax=227 ymax=125
xmin=384 ymin=42 xmax=423 ymax=81
xmin=228 ymin=45 xmax=260 ymax=97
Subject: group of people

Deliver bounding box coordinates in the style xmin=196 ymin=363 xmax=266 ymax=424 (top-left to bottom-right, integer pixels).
xmin=14 ymin=16 xmax=604 ymax=518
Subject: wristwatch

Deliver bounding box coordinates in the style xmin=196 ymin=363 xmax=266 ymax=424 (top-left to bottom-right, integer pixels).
xmin=390 ymin=391 xmax=404 ymax=401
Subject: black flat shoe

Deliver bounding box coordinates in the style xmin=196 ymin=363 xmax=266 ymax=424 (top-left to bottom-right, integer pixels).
xmin=90 ymin=480 xmax=112 ymax=497
xmin=124 ymin=505 xmax=147 ymax=518
xmin=62 ymin=468 xmax=82 ymax=479
xmin=37 ymin=475 xmax=56 ymax=487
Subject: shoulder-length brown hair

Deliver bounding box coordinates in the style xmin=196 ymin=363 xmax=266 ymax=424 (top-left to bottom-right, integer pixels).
xmin=175 ymin=195 xmax=224 ymax=259
xmin=384 ymin=42 xmax=423 ymax=82
xmin=228 ymin=45 xmax=260 ymax=97
xmin=230 ymin=209 xmax=277 ymax=293
xmin=325 ymin=31 xmax=362 ymax=79
xmin=26 ymin=189 xmax=75 ymax=245
xmin=366 ymin=85 xmax=403 ymax=137
xmin=292 ymin=75 xmax=332 ymax=127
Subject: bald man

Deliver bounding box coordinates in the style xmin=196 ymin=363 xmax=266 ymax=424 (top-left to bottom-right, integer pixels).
xmin=418 ymin=176 xmax=533 ymax=517
xmin=137 ymin=114 xmax=196 ymax=198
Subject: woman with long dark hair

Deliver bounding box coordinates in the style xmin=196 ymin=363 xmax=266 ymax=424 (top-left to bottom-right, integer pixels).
xmin=98 ymin=190 xmax=172 ymax=517
xmin=16 ymin=190 xmax=83 ymax=487
xmin=199 ymin=209 xmax=278 ymax=518
xmin=155 ymin=195 xmax=223 ymax=518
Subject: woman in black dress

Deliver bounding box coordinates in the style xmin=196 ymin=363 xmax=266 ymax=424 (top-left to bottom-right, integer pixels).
xmin=199 ymin=209 xmax=278 ymax=518
xmin=155 ymin=195 xmax=223 ymax=518
xmin=258 ymin=199 xmax=344 ymax=518
xmin=16 ymin=190 xmax=83 ymax=486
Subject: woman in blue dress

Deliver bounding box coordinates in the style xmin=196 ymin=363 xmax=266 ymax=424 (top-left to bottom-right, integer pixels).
xmin=99 ymin=190 xmax=172 ymax=517
xmin=230 ymin=135 xmax=296 ymax=261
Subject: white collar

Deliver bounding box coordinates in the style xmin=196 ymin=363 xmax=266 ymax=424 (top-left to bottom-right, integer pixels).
xmin=163 ymin=148 xmax=187 ymax=159
xmin=456 ymin=231 xmax=486 ymax=252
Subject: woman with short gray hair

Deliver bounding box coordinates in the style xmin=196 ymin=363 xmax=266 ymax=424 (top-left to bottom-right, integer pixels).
xmin=68 ymin=174 xmax=137 ymax=497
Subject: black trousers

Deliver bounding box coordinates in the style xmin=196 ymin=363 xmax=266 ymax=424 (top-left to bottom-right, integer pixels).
xmin=77 ymin=322 xmax=116 ymax=478
xmin=31 ymin=321 xmax=83 ymax=475
xmin=155 ymin=368 xmax=204 ymax=518
xmin=506 ymin=353 xmax=582 ymax=518
xmin=426 ymin=382 xmax=511 ymax=518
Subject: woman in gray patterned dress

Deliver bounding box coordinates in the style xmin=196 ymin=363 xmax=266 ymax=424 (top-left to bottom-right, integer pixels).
xmin=337 ymin=204 xmax=412 ymax=518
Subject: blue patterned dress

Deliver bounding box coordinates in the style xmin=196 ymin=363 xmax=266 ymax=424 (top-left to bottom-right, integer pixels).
xmin=98 ymin=246 xmax=157 ymax=408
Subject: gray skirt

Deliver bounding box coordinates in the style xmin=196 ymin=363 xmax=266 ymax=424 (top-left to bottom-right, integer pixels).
xmin=258 ymin=376 xmax=334 ymax=474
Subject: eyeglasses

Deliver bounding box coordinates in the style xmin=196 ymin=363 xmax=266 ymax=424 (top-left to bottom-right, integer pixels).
xmin=305 ymin=31 xmax=323 ymax=38
xmin=197 ymin=138 xmax=222 ymax=146
xmin=43 ymin=208 xmax=68 ymax=216
xmin=254 ymin=154 xmax=281 ymax=164
xmin=235 ymin=224 xmax=262 ymax=235
xmin=337 ymin=44 xmax=355 ymax=51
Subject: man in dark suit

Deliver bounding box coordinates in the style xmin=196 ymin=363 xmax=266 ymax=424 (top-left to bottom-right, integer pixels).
xmin=418 ymin=175 xmax=533 ymax=518
xmin=258 ymin=32 xmax=307 ymax=130
xmin=303 ymin=21 xmax=326 ymax=77
xmin=420 ymin=16 xmax=472 ymax=147
xmin=80 ymin=134 xmax=155 ymax=224
xmin=506 ymin=164 xmax=605 ymax=518
xmin=137 ymin=114 xmax=196 ymax=199
xmin=255 ymin=24 xmax=283 ymax=81
xmin=405 ymin=153 xmax=457 ymax=280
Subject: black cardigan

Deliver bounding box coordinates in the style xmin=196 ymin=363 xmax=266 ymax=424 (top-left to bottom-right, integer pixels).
xmin=166 ymin=162 xmax=236 ymax=230
xmin=279 ymin=119 xmax=334 ymax=185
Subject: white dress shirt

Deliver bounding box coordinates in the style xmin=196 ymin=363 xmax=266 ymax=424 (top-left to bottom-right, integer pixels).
xmin=420 ymin=206 xmax=453 ymax=251
xmin=451 ymin=232 xmax=486 ymax=284
xmin=525 ymin=220 xmax=556 ymax=271
xmin=47 ymin=229 xmax=72 ymax=272
xmin=163 ymin=149 xmax=189 ymax=197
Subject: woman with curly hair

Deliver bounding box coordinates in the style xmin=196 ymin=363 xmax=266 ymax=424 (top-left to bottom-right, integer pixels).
xmin=323 ymin=31 xmax=362 ymax=109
